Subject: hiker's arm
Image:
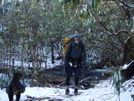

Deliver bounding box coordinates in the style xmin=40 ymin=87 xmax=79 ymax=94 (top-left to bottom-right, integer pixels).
xmin=82 ymin=44 xmax=86 ymax=64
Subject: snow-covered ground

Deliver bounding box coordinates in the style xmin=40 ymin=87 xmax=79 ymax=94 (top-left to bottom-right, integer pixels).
xmin=0 ymin=59 xmax=133 ymax=101
xmin=0 ymin=77 xmax=133 ymax=101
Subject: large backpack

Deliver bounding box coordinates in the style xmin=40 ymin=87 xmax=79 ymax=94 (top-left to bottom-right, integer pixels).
xmin=63 ymin=37 xmax=84 ymax=61
xmin=63 ymin=38 xmax=71 ymax=60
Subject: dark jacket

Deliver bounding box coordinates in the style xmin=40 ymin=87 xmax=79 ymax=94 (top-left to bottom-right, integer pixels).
xmin=64 ymin=41 xmax=86 ymax=67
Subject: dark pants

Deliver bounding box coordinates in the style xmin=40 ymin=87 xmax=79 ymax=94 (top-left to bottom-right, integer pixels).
xmin=65 ymin=65 xmax=81 ymax=86
xmin=66 ymin=76 xmax=79 ymax=86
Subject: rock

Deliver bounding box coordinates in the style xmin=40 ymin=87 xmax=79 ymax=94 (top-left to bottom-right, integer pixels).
xmin=121 ymin=61 xmax=134 ymax=80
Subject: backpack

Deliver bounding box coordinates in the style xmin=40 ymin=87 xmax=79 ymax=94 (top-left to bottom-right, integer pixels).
xmin=63 ymin=38 xmax=71 ymax=60
xmin=63 ymin=37 xmax=84 ymax=61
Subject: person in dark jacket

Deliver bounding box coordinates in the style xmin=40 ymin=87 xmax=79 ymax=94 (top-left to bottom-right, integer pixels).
xmin=64 ymin=33 xmax=86 ymax=95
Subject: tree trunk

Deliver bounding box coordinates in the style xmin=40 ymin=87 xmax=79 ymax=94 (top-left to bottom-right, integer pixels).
xmin=51 ymin=41 xmax=54 ymax=64
xmin=123 ymin=36 xmax=134 ymax=64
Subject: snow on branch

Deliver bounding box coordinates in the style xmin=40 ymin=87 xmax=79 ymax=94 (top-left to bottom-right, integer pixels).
xmin=119 ymin=0 xmax=134 ymax=8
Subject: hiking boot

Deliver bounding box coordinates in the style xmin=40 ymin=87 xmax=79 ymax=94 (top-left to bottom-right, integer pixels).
xmin=74 ymin=88 xmax=78 ymax=95
xmin=65 ymin=86 xmax=70 ymax=95
xmin=65 ymin=89 xmax=70 ymax=95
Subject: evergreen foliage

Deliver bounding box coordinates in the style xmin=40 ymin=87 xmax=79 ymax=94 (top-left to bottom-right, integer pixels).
xmin=0 ymin=0 xmax=134 ymax=93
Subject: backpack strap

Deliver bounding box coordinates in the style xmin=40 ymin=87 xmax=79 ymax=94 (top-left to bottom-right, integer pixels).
xmin=69 ymin=42 xmax=84 ymax=53
xmin=69 ymin=42 xmax=73 ymax=54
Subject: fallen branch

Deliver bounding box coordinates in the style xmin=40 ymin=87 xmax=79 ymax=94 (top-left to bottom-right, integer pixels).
xmin=25 ymin=95 xmax=51 ymax=100
xmin=24 ymin=95 xmax=64 ymax=101
xmin=79 ymin=76 xmax=91 ymax=83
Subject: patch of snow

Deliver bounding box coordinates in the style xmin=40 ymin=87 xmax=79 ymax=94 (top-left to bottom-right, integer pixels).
xmin=121 ymin=60 xmax=134 ymax=70
xmin=0 ymin=78 xmax=133 ymax=101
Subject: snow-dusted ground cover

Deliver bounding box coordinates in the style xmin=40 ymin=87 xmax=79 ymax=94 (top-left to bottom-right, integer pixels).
xmin=0 ymin=59 xmax=134 ymax=101
xmin=2 ymin=59 xmax=63 ymax=69
xmin=0 ymin=77 xmax=133 ymax=101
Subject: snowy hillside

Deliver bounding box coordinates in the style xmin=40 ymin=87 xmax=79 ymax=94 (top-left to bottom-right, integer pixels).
xmin=0 ymin=77 xmax=133 ymax=101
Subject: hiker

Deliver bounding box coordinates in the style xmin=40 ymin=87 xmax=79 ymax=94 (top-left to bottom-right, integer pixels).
xmin=64 ymin=33 xmax=86 ymax=95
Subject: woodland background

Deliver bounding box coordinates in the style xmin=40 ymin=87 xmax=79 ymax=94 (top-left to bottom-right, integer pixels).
xmin=0 ymin=0 xmax=134 ymax=87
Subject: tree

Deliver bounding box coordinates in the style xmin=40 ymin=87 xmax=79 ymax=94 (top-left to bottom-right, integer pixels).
xmin=1 ymin=0 xmax=134 ymax=87
xmin=61 ymin=0 xmax=134 ymax=66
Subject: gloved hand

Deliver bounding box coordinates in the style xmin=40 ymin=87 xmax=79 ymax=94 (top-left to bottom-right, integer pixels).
xmin=81 ymin=64 xmax=85 ymax=69
xmin=64 ymin=65 xmax=68 ymax=71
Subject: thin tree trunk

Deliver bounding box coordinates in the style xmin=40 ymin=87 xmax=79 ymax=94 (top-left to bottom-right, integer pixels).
xmin=51 ymin=41 xmax=54 ymax=64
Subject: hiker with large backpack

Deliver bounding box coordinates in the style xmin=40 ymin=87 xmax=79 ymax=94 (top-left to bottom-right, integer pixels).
xmin=64 ymin=33 xmax=86 ymax=95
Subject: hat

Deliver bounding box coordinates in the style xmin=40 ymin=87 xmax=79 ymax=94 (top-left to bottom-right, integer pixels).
xmin=73 ymin=33 xmax=81 ymax=37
